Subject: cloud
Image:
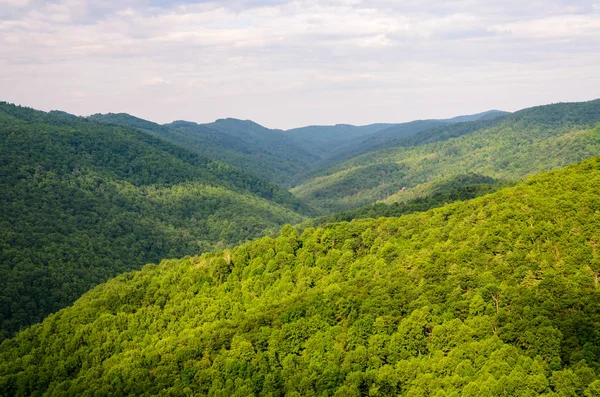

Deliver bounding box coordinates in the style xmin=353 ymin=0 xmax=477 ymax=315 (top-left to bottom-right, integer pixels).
xmin=0 ymin=0 xmax=31 ymax=7
xmin=491 ymin=15 xmax=600 ymax=38
xmin=0 ymin=0 xmax=599 ymax=128
xmin=142 ymin=77 xmax=170 ymax=86
xmin=71 ymin=90 xmax=86 ymax=98
xmin=353 ymin=34 xmax=392 ymax=48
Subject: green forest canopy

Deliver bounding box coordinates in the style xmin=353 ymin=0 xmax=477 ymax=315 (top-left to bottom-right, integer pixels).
xmin=90 ymin=110 xmax=508 ymax=187
xmin=292 ymin=99 xmax=600 ymax=213
xmin=1 ymin=155 xmax=599 ymax=396
xmin=89 ymin=114 xmax=319 ymax=187
xmin=0 ymin=102 xmax=311 ymax=340
xmin=297 ymin=173 xmax=508 ymax=229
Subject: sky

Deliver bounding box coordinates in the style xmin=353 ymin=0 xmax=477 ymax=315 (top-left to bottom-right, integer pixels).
xmin=1 ymin=0 xmax=599 ymax=129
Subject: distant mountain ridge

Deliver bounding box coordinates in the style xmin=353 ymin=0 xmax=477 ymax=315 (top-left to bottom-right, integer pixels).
xmin=90 ymin=114 xmax=318 ymax=187
xmin=3 ymin=98 xmax=600 ymax=396
xmin=90 ymin=109 xmax=508 ymax=186
xmin=444 ymin=109 xmax=508 ymax=123
xmin=0 ymin=102 xmax=311 ymax=339
xmin=292 ymin=99 xmax=600 ymax=213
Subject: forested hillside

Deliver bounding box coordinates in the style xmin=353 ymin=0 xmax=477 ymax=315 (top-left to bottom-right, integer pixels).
xmin=89 ymin=114 xmax=318 ymax=187
xmin=283 ymin=123 xmax=396 ymax=158
xmin=0 ymin=103 xmax=311 ymax=339
xmin=1 ymin=156 xmax=599 ymax=396
xmin=91 ymin=111 xmax=507 ymax=186
xmin=317 ymin=110 xmax=508 ymax=167
xmin=293 ymin=99 xmax=600 ymax=213
xmin=298 ymin=174 xmax=507 ymax=229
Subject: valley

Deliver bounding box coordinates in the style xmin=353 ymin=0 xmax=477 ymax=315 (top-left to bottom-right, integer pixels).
xmin=1 ymin=98 xmax=599 ymax=396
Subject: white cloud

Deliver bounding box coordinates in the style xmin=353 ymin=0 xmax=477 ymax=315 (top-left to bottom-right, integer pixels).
xmin=491 ymin=15 xmax=600 ymax=38
xmin=142 ymin=77 xmax=170 ymax=86
xmin=0 ymin=0 xmax=599 ymax=128
xmin=71 ymin=90 xmax=86 ymax=98
xmin=353 ymin=34 xmax=392 ymax=48
xmin=0 ymin=0 xmax=30 ymax=7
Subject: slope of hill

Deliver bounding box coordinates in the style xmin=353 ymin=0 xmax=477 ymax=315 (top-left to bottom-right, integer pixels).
xmin=283 ymin=123 xmax=396 ymax=158
xmin=87 ymin=112 xmax=170 ymax=135
xmin=298 ymin=173 xmax=507 ymax=229
xmin=285 ymin=111 xmax=508 ymax=169
xmin=0 ymin=103 xmax=311 ymax=339
xmin=166 ymin=118 xmax=320 ymax=187
xmin=292 ymin=99 xmax=600 ymax=213
xmin=306 ymin=120 xmax=447 ymax=170
xmin=1 ymin=156 xmax=599 ymax=396
xmin=89 ymin=114 xmax=318 ymax=187
xmin=446 ymin=109 xmax=508 ymax=123
xmin=91 ymin=111 xmax=507 ymax=187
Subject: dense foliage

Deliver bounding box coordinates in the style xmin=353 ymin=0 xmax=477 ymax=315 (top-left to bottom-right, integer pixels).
xmin=90 ymin=114 xmax=319 ymax=187
xmin=385 ymin=117 xmax=509 ymax=152
xmin=91 ymin=111 xmax=505 ymax=187
xmin=298 ymin=111 xmax=507 ymax=172
xmin=283 ymin=123 xmax=396 ymax=159
xmin=293 ymin=100 xmax=600 ymax=213
xmin=302 ymin=120 xmax=446 ymax=172
xmin=299 ymin=174 xmax=506 ymax=228
xmin=2 ymin=156 xmax=600 ymax=396
xmin=0 ymin=103 xmax=310 ymax=339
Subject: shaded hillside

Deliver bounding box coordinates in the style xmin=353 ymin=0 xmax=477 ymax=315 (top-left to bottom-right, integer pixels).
xmin=308 ymin=120 xmax=446 ymax=170
xmin=446 ymin=109 xmax=508 ymax=123
xmin=0 ymin=103 xmax=310 ymax=339
xmin=167 ymin=118 xmax=320 ymax=187
xmin=298 ymin=174 xmax=508 ymax=229
xmin=91 ymin=111 xmax=506 ymax=186
xmin=371 ymin=115 xmax=509 ymax=154
xmin=292 ymin=99 xmax=600 ymax=213
xmin=87 ymin=113 xmax=170 ymax=135
xmin=284 ymin=123 xmax=395 ymax=158
xmin=1 ymin=157 xmax=600 ymax=396
xmin=90 ymin=114 xmax=318 ymax=187
xmin=292 ymin=111 xmax=508 ymax=182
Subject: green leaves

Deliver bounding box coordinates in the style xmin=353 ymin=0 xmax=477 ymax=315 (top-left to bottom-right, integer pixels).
xmin=293 ymin=100 xmax=600 ymax=214
xmin=0 ymin=103 xmax=308 ymax=339
xmin=2 ymin=103 xmax=600 ymax=395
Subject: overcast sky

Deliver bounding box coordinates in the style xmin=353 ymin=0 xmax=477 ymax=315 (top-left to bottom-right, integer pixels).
xmin=1 ymin=0 xmax=599 ymax=129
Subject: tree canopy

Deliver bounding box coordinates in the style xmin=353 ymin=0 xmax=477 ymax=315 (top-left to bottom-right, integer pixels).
xmin=0 ymin=102 xmax=311 ymax=339
xmin=293 ymin=99 xmax=600 ymax=213
xmin=2 ymin=155 xmax=599 ymax=396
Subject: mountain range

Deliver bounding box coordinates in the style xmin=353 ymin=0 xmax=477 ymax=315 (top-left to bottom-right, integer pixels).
xmin=292 ymin=100 xmax=600 ymax=213
xmin=0 ymin=102 xmax=310 ymax=339
xmin=1 ymin=97 xmax=600 ymax=396
xmin=88 ymin=110 xmax=507 ymax=187
xmin=1 ymin=154 xmax=599 ymax=396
